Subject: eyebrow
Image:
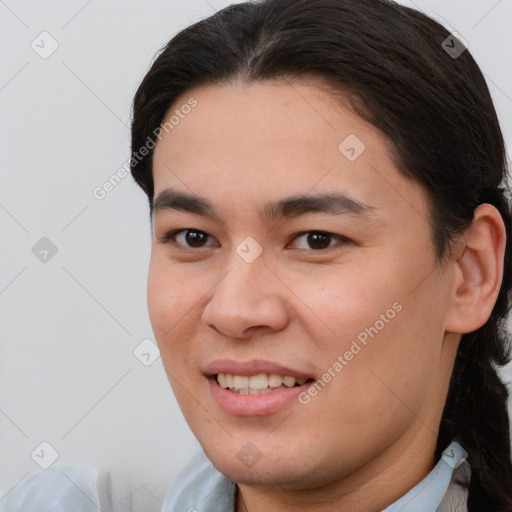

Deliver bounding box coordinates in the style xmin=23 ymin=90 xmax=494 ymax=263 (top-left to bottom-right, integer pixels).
xmin=152 ymin=188 xmax=377 ymax=222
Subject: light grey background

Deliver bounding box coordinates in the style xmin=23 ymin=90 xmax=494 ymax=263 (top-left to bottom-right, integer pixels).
xmin=1 ymin=0 xmax=511 ymax=508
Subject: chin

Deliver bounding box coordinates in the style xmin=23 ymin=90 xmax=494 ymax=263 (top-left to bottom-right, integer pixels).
xmin=202 ymin=441 xmax=332 ymax=490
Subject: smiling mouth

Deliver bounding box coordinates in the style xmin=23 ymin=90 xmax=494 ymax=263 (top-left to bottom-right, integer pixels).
xmin=215 ymin=373 xmax=315 ymax=394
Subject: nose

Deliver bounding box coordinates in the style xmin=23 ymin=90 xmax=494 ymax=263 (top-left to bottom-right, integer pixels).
xmin=201 ymin=251 xmax=290 ymax=340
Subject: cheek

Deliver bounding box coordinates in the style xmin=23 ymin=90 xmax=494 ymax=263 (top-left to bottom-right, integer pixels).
xmin=285 ymin=262 xmax=400 ymax=349
xmin=323 ymin=287 xmax=444 ymax=430
xmin=147 ymin=253 xmax=200 ymax=324
xmin=290 ymin=256 xmax=442 ymax=410
xmin=146 ymin=256 xmax=199 ymax=357
xmin=147 ymin=263 xmax=174 ymax=337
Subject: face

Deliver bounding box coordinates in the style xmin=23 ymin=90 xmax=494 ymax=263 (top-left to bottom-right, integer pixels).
xmin=148 ymin=80 xmax=458 ymax=490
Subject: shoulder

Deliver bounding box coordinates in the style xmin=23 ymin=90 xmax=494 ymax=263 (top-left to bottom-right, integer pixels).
xmin=161 ymin=449 xmax=237 ymax=512
xmin=0 ymin=466 xmax=100 ymax=511
xmin=437 ymin=459 xmax=471 ymax=512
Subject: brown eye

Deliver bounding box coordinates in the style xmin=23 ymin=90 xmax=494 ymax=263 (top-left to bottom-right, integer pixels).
xmin=160 ymin=229 xmax=216 ymax=248
xmin=289 ymin=231 xmax=350 ymax=251
xmin=306 ymin=232 xmax=332 ymax=250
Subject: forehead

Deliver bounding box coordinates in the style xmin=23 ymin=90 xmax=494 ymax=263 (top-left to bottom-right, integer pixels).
xmin=154 ymin=80 xmax=378 ymax=170
xmin=151 ymin=80 xmax=430 ymax=228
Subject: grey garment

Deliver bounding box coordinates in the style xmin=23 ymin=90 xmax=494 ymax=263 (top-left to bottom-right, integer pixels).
xmin=97 ymin=471 xmax=162 ymax=512
xmin=437 ymin=459 xmax=471 ymax=512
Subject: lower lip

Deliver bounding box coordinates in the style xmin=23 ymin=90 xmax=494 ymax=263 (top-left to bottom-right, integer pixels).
xmin=208 ymin=377 xmax=311 ymax=416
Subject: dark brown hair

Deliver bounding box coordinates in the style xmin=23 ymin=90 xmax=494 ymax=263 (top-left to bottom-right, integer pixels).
xmin=130 ymin=0 xmax=512 ymax=508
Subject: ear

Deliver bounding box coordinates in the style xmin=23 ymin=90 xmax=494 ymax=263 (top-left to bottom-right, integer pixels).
xmin=445 ymin=203 xmax=506 ymax=334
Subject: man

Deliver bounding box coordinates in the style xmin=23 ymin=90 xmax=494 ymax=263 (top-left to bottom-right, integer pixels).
xmin=129 ymin=0 xmax=512 ymax=510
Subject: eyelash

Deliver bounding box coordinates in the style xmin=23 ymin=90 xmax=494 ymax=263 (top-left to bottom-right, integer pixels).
xmin=158 ymin=229 xmax=351 ymax=252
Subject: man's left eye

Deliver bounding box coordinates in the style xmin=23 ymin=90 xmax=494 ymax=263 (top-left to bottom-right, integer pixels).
xmin=287 ymin=231 xmax=351 ymax=251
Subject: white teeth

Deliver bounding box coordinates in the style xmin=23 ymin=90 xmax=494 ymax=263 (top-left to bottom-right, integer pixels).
xmin=283 ymin=376 xmax=296 ymax=387
xmin=217 ymin=373 xmax=227 ymax=388
xmin=233 ymin=375 xmax=249 ymax=389
xmin=268 ymin=374 xmax=284 ymax=388
xmin=216 ymin=373 xmax=309 ymax=392
xmin=248 ymin=374 xmax=269 ymax=389
xmin=218 ymin=373 xmax=234 ymax=387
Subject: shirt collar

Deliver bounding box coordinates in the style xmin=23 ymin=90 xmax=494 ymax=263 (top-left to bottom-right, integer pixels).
xmin=381 ymin=440 xmax=468 ymax=512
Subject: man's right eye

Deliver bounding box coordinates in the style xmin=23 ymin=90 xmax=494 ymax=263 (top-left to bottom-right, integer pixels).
xmin=158 ymin=229 xmax=218 ymax=249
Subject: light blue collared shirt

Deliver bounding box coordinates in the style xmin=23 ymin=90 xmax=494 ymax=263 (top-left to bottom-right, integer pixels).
xmin=161 ymin=440 xmax=469 ymax=512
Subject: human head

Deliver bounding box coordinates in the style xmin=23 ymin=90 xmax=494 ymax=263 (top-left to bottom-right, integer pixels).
xmin=130 ymin=0 xmax=512 ymax=509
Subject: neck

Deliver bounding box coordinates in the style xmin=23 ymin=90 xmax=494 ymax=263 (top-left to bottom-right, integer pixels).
xmin=236 ymin=429 xmax=437 ymax=512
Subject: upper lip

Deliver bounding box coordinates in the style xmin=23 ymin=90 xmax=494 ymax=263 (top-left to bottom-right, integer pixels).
xmin=204 ymin=359 xmax=314 ymax=380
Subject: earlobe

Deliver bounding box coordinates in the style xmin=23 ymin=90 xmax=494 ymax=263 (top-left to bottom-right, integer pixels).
xmin=445 ymin=204 xmax=506 ymax=334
